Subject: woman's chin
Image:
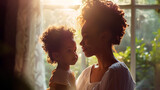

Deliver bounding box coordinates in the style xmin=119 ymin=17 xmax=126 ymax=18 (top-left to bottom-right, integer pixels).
xmin=84 ymin=52 xmax=94 ymax=57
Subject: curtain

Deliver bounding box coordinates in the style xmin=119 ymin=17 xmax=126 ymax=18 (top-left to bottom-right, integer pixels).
xmin=14 ymin=0 xmax=46 ymax=90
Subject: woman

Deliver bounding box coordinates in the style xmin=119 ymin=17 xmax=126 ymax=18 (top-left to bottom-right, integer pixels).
xmin=76 ymin=0 xmax=135 ymax=90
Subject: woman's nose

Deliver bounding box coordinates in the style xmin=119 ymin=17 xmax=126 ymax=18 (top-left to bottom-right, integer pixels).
xmin=80 ymin=39 xmax=83 ymax=46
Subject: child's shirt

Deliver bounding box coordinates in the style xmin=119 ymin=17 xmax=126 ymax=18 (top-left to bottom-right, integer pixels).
xmin=47 ymin=69 xmax=76 ymax=90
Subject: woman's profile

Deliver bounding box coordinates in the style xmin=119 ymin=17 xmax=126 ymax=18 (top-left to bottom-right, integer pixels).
xmin=76 ymin=0 xmax=136 ymax=90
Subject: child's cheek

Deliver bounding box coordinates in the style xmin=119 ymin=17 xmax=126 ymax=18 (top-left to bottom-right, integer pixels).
xmin=64 ymin=53 xmax=72 ymax=60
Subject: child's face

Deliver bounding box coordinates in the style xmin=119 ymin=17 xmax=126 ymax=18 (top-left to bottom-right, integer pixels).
xmin=58 ymin=39 xmax=78 ymax=65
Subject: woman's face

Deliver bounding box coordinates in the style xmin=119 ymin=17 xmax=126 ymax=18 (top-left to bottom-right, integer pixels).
xmin=80 ymin=22 xmax=112 ymax=57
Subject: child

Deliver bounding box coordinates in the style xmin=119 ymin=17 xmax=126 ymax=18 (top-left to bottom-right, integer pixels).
xmin=40 ymin=26 xmax=78 ymax=90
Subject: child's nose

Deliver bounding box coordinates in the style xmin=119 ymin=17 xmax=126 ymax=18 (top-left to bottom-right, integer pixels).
xmin=75 ymin=54 xmax=78 ymax=59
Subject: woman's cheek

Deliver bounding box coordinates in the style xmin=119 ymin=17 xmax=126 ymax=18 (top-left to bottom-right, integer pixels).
xmin=85 ymin=39 xmax=90 ymax=46
xmin=86 ymin=39 xmax=94 ymax=47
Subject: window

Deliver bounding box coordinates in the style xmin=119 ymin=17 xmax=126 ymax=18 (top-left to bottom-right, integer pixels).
xmin=41 ymin=0 xmax=160 ymax=89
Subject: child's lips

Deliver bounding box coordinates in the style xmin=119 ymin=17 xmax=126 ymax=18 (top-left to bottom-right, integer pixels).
xmin=73 ymin=58 xmax=78 ymax=62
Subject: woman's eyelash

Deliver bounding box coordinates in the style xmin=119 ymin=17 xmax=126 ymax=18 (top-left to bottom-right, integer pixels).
xmin=68 ymin=49 xmax=72 ymax=51
xmin=74 ymin=49 xmax=76 ymax=52
xmin=84 ymin=35 xmax=88 ymax=38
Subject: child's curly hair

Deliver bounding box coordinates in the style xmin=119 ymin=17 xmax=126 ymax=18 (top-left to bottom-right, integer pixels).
xmin=40 ymin=26 xmax=75 ymax=64
xmin=77 ymin=0 xmax=128 ymax=45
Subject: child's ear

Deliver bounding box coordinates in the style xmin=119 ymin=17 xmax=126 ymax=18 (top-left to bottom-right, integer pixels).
xmin=52 ymin=52 xmax=60 ymax=62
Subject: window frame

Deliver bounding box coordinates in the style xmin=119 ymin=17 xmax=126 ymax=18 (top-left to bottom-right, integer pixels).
xmin=119 ymin=0 xmax=160 ymax=81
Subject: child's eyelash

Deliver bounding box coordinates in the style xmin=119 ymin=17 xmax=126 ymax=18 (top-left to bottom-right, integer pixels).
xmin=67 ymin=49 xmax=72 ymax=52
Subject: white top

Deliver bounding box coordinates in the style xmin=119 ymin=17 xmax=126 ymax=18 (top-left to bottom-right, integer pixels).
xmin=47 ymin=69 xmax=76 ymax=90
xmin=76 ymin=61 xmax=136 ymax=90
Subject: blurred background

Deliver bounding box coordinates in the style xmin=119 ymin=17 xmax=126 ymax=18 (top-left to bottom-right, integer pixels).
xmin=0 ymin=0 xmax=160 ymax=90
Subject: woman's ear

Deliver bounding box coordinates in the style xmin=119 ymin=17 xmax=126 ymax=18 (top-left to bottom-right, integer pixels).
xmin=101 ymin=31 xmax=111 ymax=39
xmin=100 ymin=31 xmax=112 ymax=43
xmin=101 ymin=32 xmax=106 ymax=39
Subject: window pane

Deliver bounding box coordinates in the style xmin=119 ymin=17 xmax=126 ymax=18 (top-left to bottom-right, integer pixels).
xmin=42 ymin=0 xmax=82 ymax=5
xmin=43 ymin=9 xmax=78 ymax=29
xmin=110 ymin=0 xmax=131 ymax=5
xmin=136 ymin=0 xmax=160 ymax=5
xmin=135 ymin=9 xmax=160 ymax=90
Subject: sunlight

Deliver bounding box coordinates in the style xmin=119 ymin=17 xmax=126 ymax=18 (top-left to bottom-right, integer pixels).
xmin=43 ymin=0 xmax=82 ymax=7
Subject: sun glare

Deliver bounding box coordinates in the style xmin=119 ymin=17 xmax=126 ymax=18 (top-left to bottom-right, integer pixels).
xmin=43 ymin=0 xmax=82 ymax=7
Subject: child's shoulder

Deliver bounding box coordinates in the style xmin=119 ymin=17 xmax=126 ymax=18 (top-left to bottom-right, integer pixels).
xmin=49 ymin=69 xmax=75 ymax=90
xmin=49 ymin=82 xmax=69 ymax=90
xmin=49 ymin=69 xmax=72 ymax=85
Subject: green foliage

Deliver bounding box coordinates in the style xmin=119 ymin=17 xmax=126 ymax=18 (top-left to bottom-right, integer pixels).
xmin=114 ymin=46 xmax=131 ymax=68
xmin=150 ymin=29 xmax=160 ymax=63
xmin=135 ymin=38 xmax=154 ymax=87
xmin=114 ymin=29 xmax=160 ymax=89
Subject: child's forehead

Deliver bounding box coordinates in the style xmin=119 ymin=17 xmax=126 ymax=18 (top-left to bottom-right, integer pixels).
xmin=62 ymin=39 xmax=76 ymax=48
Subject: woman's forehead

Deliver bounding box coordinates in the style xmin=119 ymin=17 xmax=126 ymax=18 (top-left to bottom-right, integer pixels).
xmin=82 ymin=22 xmax=99 ymax=35
xmin=81 ymin=22 xmax=92 ymax=34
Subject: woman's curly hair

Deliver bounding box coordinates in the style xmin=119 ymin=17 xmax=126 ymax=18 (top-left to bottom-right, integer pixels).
xmin=77 ymin=0 xmax=128 ymax=45
xmin=40 ymin=26 xmax=75 ymax=64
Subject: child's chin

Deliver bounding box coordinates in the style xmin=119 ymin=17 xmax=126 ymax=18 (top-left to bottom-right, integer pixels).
xmin=71 ymin=62 xmax=76 ymax=65
xmin=70 ymin=63 xmax=76 ymax=65
xmin=70 ymin=61 xmax=77 ymax=65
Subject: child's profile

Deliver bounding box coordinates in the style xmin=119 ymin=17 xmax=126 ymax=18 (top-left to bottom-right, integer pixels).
xmin=40 ymin=26 xmax=78 ymax=90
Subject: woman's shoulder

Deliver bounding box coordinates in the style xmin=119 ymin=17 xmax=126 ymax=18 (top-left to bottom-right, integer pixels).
xmin=106 ymin=61 xmax=133 ymax=79
xmin=99 ymin=61 xmax=136 ymax=88
xmin=107 ymin=61 xmax=136 ymax=84
xmin=108 ymin=61 xmax=129 ymax=72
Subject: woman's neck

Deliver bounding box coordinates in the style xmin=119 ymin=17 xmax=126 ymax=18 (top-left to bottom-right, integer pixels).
xmin=95 ymin=45 xmax=118 ymax=69
xmin=57 ymin=63 xmax=70 ymax=71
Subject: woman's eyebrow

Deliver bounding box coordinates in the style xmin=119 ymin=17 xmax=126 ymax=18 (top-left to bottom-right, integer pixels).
xmin=82 ymin=26 xmax=88 ymax=35
xmin=67 ymin=47 xmax=72 ymax=49
xmin=67 ymin=46 xmax=74 ymax=49
xmin=81 ymin=30 xmax=86 ymax=35
xmin=82 ymin=32 xmax=87 ymax=36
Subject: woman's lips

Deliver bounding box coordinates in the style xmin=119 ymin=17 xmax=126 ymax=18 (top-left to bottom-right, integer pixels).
xmin=82 ymin=47 xmax=87 ymax=51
